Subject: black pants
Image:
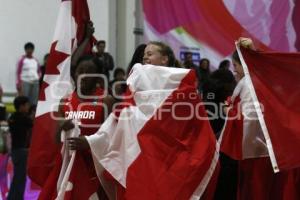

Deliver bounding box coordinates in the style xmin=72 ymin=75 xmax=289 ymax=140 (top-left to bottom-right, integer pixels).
xmin=8 ymin=149 xmax=28 ymax=200
xmin=214 ymin=153 xmax=238 ymax=200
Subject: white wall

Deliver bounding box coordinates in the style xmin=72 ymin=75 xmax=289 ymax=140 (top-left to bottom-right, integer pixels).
xmin=0 ymin=0 xmax=115 ymax=93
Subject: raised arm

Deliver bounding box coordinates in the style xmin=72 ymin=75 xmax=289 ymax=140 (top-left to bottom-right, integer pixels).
xmin=71 ymin=21 xmax=95 ymax=74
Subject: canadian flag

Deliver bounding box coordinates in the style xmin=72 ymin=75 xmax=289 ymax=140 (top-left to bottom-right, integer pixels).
xmin=221 ymin=46 xmax=300 ymax=172
xmin=28 ymin=0 xmax=93 ymax=190
xmin=220 ymin=46 xmax=300 ymax=199
xmin=87 ymin=64 xmax=219 ymax=200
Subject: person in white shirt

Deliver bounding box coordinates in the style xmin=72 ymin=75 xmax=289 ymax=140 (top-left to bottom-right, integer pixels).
xmin=16 ymin=42 xmax=40 ymax=106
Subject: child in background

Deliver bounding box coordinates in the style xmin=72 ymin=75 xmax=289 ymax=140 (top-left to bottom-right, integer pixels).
xmin=7 ymin=96 xmax=33 ymax=200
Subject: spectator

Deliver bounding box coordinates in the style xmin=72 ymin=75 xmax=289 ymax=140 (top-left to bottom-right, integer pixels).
xmin=202 ymin=69 xmax=237 ymax=200
xmin=16 ymin=42 xmax=40 ymax=106
xmin=95 ymin=40 xmax=115 ymax=82
xmin=7 ymin=96 xmax=33 ymax=200
xmin=183 ymin=52 xmax=197 ymax=69
xmin=209 ymin=69 xmax=236 ymax=103
xmin=109 ymin=79 xmax=127 ymax=100
xmin=39 ymin=53 xmax=49 ymax=87
xmin=113 ymin=68 xmax=126 ymax=81
xmin=109 ymin=68 xmax=126 ymax=100
xmin=218 ymin=59 xmax=230 ymax=70
xmin=202 ymin=69 xmax=236 ymax=136
xmin=197 ymin=58 xmax=211 ymax=93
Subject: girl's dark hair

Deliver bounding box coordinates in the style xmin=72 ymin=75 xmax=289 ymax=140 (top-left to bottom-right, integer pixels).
xmin=232 ymin=50 xmax=241 ymax=65
xmin=148 ymin=41 xmax=176 ymax=67
xmin=127 ymin=44 xmax=147 ymax=75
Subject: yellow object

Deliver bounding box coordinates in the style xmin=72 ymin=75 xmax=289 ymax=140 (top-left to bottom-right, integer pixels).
xmin=5 ymin=103 xmax=15 ymax=113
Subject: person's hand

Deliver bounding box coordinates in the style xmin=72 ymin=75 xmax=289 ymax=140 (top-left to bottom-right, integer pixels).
xmin=237 ymin=37 xmax=255 ymax=50
xmin=85 ymin=21 xmax=95 ymax=39
xmin=223 ymin=98 xmax=232 ymax=115
xmin=61 ymin=120 xmax=75 ymax=132
xmin=67 ymin=136 xmax=89 ymax=151
xmin=223 ymin=104 xmax=231 ymax=115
